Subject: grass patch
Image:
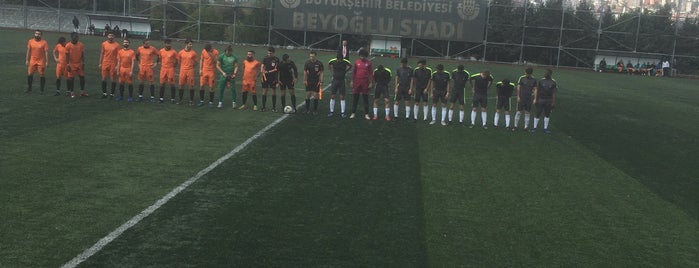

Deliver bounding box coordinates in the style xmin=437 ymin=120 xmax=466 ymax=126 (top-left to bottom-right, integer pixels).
xmin=0 ymin=28 xmax=696 ymax=266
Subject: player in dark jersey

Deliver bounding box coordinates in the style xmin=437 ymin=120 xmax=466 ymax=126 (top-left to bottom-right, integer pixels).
xmin=448 ymin=64 xmax=469 ymax=125
xmin=532 ymin=69 xmax=557 ymax=134
xmin=260 ymin=47 xmax=280 ymax=112
xmin=412 ymin=59 xmax=432 ymax=122
xmin=327 ymin=53 xmax=352 ymax=117
xmin=514 ymin=67 xmax=537 ymax=131
xmin=372 ymin=65 xmax=392 ymax=121
xmin=430 ymin=64 xmax=450 ymax=125
xmin=303 ymin=51 xmax=323 ymax=114
xmin=278 ymin=54 xmax=298 ymax=113
xmin=393 ymin=58 xmax=413 ymax=121
xmin=469 ymin=70 xmax=494 ymax=128
xmin=494 ymin=79 xmax=515 ymax=129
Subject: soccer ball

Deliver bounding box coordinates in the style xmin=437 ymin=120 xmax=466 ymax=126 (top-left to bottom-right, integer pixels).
xmin=283 ymin=105 xmax=294 ymax=114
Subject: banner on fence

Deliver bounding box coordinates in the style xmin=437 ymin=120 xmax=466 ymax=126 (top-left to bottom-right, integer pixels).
xmin=273 ymin=0 xmax=486 ymax=42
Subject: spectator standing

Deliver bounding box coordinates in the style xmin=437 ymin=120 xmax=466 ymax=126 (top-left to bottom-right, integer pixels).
xmin=72 ymin=16 xmax=80 ymax=33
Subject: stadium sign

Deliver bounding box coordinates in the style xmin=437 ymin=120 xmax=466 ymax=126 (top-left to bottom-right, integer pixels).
xmin=274 ymin=0 xmax=486 ymax=42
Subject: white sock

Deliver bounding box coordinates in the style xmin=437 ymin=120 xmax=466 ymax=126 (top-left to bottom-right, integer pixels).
xmin=441 ymin=107 xmax=447 ymax=122
xmin=431 ymin=106 xmax=437 ymax=121
xmin=413 ymin=104 xmax=419 ymax=119
xmin=373 ymin=107 xmax=378 ymax=116
xmin=448 ymin=109 xmax=454 ymax=122
xmin=459 ymin=110 xmax=464 ymax=123
xmin=471 ymin=110 xmax=476 ymax=125
xmin=533 ymin=117 xmax=540 ymax=129
xmin=481 ymin=112 xmax=487 ymax=126
xmin=525 ymin=114 xmax=531 ymax=129
xmin=385 ymin=108 xmax=390 ymax=117
xmin=494 ymin=112 xmax=500 ymax=127
xmin=341 ymin=100 xmax=346 ymax=113
xmin=394 ymin=104 xmax=399 ymax=117
xmin=406 ymin=106 xmax=411 ymax=119
xmin=329 ymin=99 xmax=335 ymax=113
xmin=423 ymin=105 xmax=428 ymax=120
xmin=514 ymin=111 xmax=521 ymax=127
xmin=544 ymin=117 xmax=550 ymax=129
xmin=505 ymin=114 xmax=511 ymax=127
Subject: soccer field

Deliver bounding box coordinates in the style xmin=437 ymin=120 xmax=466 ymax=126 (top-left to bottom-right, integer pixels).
xmin=1 ymin=28 xmax=697 ymax=267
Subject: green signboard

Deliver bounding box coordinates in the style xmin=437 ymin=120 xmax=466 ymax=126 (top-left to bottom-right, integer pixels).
xmin=274 ymin=0 xmax=487 ymax=42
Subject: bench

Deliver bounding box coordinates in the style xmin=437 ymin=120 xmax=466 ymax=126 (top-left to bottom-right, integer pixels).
xmin=370 ymin=48 xmax=399 ymax=57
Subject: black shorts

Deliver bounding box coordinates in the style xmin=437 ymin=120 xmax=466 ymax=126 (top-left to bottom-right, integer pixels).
xmin=536 ymin=98 xmax=554 ymax=117
xmin=279 ymin=80 xmax=294 ymax=91
xmin=449 ymin=88 xmax=465 ymax=105
xmin=472 ymin=94 xmax=488 ymax=108
xmin=432 ymin=90 xmax=447 ymax=104
xmin=414 ymin=87 xmax=429 ymax=102
xmin=496 ymin=96 xmax=511 ymax=111
xmin=518 ymin=97 xmax=532 ymax=112
xmin=261 ymin=76 xmax=278 ymax=88
xmin=306 ymin=80 xmax=320 ymax=92
xmin=374 ymin=84 xmax=390 ymax=99
xmin=330 ymin=79 xmax=346 ymax=95
xmin=394 ymin=86 xmax=411 ymax=102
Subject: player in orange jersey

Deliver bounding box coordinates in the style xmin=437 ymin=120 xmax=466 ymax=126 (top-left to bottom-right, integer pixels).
xmin=52 ymin=37 xmax=68 ymax=96
xmin=198 ymin=43 xmax=219 ymax=107
xmin=177 ymin=39 xmax=198 ymax=105
xmin=25 ymin=30 xmax=49 ymax=93
xmin=66 ymin=32 xmax=87 ymax=97
xmin=136 ymin=39 xmax=158 ymax=102
xmin=99 ymin=32 xmax=120 ymax=98
xmin=116 ymin=39 xmax=136 ymax=101
xmin=158 ymin=39 xmax=178 ymax=103
xmin=238 ymin=50 xmax=261 ymax=110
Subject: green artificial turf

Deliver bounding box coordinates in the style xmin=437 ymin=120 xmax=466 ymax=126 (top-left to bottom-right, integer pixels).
xmin=0 ymin=28 xmax=696 ymax=267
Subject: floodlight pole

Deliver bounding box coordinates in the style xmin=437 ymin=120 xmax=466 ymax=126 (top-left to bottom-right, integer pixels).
xmin=518 ymin=0 xmax=528 ymax=64
xmin=232 ymin=8 xmax=237 ymax=44
xmin=58 ymin=0 xmax=62 ymax=32
xmin=163 ymin=0 xmax=167 ymax=38
xmin=197 ymin=0 xmax=201 ymax=41
xmin=556 ymin=2 xmax=565 ymax=67
xmin=23 ymin=0 xmax=28 ymax=29
xmin=483 ymin=0 xmax=492 ymax=61
xmin=671 ymin=0 xmax=681 ymax=71
xmin=633 ymin=0 xmax=642 ymax=53
xmin=446 ymin=41 xmax=450 ymax=58
xmin=595 ymin=6 xmax=602 ymax=53
xmin=268 ymin=1 xmax=273 ymax=46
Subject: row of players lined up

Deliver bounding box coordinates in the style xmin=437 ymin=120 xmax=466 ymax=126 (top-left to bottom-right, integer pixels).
xmin=25 ymin=30 xmax=558 ymax=132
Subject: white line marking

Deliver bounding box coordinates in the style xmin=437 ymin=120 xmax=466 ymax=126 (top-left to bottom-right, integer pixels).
xmin=62 ymin=86 xmax=329 ymax=268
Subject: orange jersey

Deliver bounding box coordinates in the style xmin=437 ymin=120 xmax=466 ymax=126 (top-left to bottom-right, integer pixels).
xmin=177 ymin=49 xmax=198 ymax=71
xmin=243 ymin=59 xmax=261 ymax=83
xmin=27 ymin=38 xmax=49 ymax=65
xmin=117 ymin=48 xmax=136 ymax=70
xmin=159 ymin=48 xmax=178 ymax=69
xmin=137 ymin=45 xmax=158 ymax=68
xmin=200 ymin=49 xmax=218 ymax=72
xmin=65 ymin=41 xmax=84 ymax=65
xmin=53 ymin=44 xmax=68 ymax=65
xmin=101 ymin=40 xmax=120 ymax=64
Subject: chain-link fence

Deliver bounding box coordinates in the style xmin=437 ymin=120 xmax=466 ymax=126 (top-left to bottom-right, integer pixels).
xmin=3 ymin=0 xmax=698 ymax=74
